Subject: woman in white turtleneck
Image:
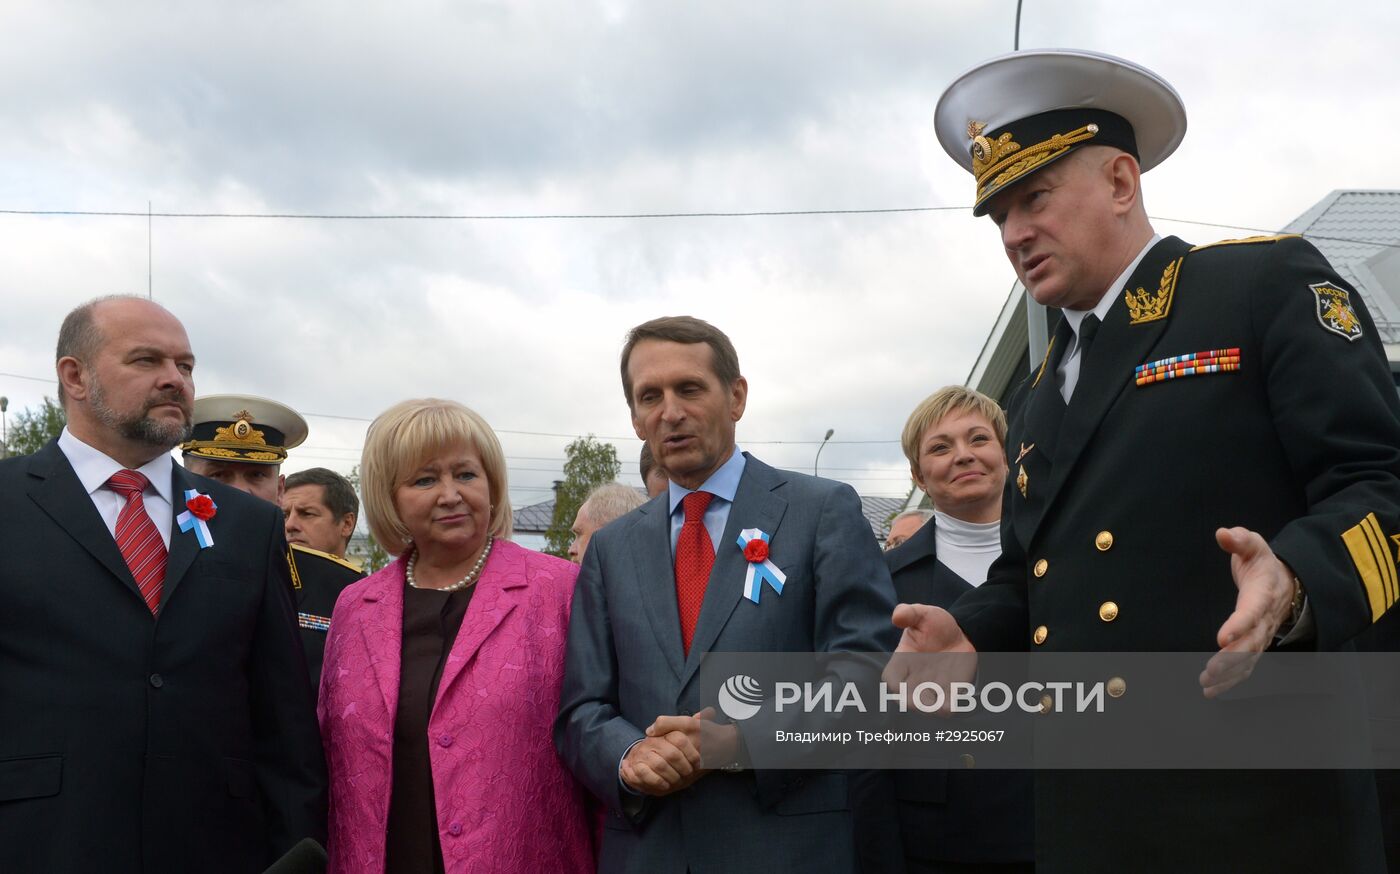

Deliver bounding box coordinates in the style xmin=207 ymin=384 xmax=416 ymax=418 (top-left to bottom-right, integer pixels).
xmin=855 ymin=386 xmax=1032 ymax=874
xmin=904 ymin=386 xmax=1007 ymax=586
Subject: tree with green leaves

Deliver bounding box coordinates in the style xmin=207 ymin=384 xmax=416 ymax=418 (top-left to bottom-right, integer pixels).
xmin=345 ymin=464 xmax=392 ymax=573
xmin=4 ymin=396 xmax=66 ymax=457
xmin=545 ymin=435 xmax=622 ymax=558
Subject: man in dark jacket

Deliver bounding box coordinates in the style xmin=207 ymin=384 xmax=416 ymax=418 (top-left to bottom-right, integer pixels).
xmin=0 ymin=295 xmax=326 ymax=872
xmin=893 ymin=50 xmax=1400 ymax=873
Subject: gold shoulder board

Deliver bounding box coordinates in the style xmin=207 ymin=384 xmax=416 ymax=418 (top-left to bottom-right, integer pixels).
xmin=1189 ymin=233 xmax=1301 ymax=252
xmin=290 ymin=543 xmax=364 ymax=573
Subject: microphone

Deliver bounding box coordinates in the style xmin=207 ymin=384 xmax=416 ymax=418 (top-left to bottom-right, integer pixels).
xmin=262 ymin=838 xmax=327 ymax=874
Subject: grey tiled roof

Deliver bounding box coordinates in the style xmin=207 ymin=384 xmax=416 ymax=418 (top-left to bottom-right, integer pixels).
xmin=860 ymin=495 xmax=907 ymax=539
xmin=512 ymin=487 xmax=649 ymax=534
xmin=512 ymin=498 xmax=558 ymax=534
xmin=1282 ymin=190 xmax=1400 ymax=340
xmin=513 ymin=490 xmax=907 ymax=541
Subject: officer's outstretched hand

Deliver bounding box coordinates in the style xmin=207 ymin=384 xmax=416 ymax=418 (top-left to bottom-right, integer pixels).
xmin=1201 ymin=526 xmax=1297 ymax=698
xmin=883 ymin=604 xmax=978 ymax=713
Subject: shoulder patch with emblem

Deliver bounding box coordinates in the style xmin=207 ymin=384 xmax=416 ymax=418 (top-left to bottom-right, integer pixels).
xmin=1312 ymin=282 xmax=1363 ymax=342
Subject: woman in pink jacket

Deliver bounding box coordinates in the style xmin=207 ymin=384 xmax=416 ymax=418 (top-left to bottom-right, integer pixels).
xmin=319 ymin=398 xmax=595 ymax=873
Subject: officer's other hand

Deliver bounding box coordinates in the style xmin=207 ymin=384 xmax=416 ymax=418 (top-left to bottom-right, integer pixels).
xmin=883 ymin=604 xmax=978 ymax=712
xmin=1201 ymin=526 xmax=1295 ymax=697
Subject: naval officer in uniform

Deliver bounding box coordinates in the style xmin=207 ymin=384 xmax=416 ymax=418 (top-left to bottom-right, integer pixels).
xmin=889 ymin=49 xmax=1400 ymax=873
xmin=182 ymin=395 xmax=363 ymax=685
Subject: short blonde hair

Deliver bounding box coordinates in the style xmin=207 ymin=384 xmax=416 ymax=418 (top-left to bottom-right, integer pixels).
xmin=900 ymin=386 xmax=1008 ymax=472
xmin=360 ymin=398 xmax=513 ymax=555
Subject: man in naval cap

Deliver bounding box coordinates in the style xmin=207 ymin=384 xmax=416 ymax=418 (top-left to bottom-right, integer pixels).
xmin=889 ymin=49 xmax=1400 ymax=873
xmin=182 ymin=394 xmax=362 ymax=686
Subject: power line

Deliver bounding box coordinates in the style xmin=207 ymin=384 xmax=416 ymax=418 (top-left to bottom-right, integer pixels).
xmin=0 ymin=371 xmax=58 ymax=384
xmin=3 ymin=207 xmax=1396 ymax=250
xmin=248 ymin=408 xmax=902 ymax=444
xmin=0 ymin=373 xmax=902 ymax=446
xmin=1151 ymin=216 xmax=1400 ymax=250
xmin=0 ymin=206 xmax=962 ymax=220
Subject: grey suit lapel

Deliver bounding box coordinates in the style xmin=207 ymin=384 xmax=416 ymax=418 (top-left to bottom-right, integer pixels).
xmin=629 ymin=496 xmax=686 ymax=680
xmin=25 ymin=442 xmax=148 ymax=608
xmin=679 ymin=455 xmax=788 ymax=691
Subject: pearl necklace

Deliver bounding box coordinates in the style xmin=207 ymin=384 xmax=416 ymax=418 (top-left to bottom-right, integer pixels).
xmin=406 ymin=535 xmax=495 ymax=593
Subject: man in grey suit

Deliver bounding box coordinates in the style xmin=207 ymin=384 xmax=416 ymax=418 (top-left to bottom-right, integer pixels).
xmin=555 ymin=316 xmax=899 ymax=873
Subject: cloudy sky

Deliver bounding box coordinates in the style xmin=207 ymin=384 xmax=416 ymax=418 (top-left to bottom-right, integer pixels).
xmin=4 ymin=0 xmax=1400 ymax=512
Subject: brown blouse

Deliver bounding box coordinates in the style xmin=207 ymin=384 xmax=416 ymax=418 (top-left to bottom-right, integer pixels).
xmin=383 ymin=582 xmax=475 ymax=874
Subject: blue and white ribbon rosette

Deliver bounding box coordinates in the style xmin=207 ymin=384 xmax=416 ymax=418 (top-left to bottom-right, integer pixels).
xmin=736 ymin=527 xmax=785 ymax=604
xmin=177 ymin=489 xmax=217 ymax=548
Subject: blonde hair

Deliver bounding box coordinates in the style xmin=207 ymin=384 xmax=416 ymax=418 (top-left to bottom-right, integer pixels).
xmin=900 ymin=386 xmax=1008 ymax=472
xmin=360 ymin=398 xmax=513 ymax=555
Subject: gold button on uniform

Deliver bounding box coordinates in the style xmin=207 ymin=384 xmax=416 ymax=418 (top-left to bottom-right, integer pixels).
xmin=1107 ymin=677 xmax=1127 ymax=698
xmin=960 ymin=753 xmax=976 ymax=769
xmin=1039 ymin=693 xmax=1054 ymax=713
xmin=1033 ymin=625 xmax=1048 ymax=645
xmin=1099 ymin=601 xmax=1119 ymax=622
xmin=1095 ymin=531 xmax=1114 ymax=551
xmin=1034 ymin=559 xmax=1049 ymax=577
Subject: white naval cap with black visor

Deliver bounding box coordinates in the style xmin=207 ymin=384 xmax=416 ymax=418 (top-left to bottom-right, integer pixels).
xmin=180 ymin=394 xmax=309 ymax=465
xmin=934 ymin=49 xmax=1188 ymax=216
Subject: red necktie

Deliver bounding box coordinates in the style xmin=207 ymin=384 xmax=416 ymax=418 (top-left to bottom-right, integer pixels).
xmin=675 ymin=491 xmax=715 ymax=655
xmin=108 ymin=469 xmax=167 ymax=615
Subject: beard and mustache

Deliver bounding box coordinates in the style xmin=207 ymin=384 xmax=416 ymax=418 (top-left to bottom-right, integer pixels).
xmin=88 ymin=376 xmax=193 ymax=451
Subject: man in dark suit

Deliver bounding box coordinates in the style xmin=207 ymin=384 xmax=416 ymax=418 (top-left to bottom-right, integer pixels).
xmin=182 ymin=398 xmax=363 ymax=687
xmin=556 ymin=316 xmax=899 ymax=873
xmin=283 ymin=466 xmax=366 ymax=685
xmin=890 ymin=50 xmax=1400 ymax=872
xmin=0 ymin=295 xmax=327 ymax=872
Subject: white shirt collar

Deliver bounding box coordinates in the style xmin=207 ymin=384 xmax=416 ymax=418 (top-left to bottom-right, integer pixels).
xmin=58 ymin=427 xmax=175 ymax=503
xmin=1063 ymin=234 xmax=1162 ymax=337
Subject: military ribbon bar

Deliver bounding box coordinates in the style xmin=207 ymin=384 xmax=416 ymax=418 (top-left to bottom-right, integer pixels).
xmin=736 ymin=527 xmax=785 ymax=604
xmin=298 ymin=612 xmax=332 ymax=632
xmin=1134 ymin=348 xmax=1241 ymax=387
xmin=177 ymin=488 xmax=217 ymax=548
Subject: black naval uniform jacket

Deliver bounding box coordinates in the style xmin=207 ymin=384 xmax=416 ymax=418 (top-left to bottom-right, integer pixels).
xmin=0 ymin=443 xmax=327 ymax=873
xmin=286 ymin=543 xmax=364 ymax=687
xmin=853 ymin=518 xmax=1034 ymax=873
xmin=948 ymin=235 xmax=1400 ymax=874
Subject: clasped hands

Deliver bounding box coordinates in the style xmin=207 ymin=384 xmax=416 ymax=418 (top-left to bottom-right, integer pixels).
xmin=620 ymin=707 xmax=741 ymax=797
xmin=884 ymin=526 xmax=1299 ymax=700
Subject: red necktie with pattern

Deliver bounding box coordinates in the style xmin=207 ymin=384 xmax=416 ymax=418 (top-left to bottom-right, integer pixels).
xmin=107 ymin=469 xmax=167 ymax=615
xmin=675 ymin=491 xmax=715 ymax=655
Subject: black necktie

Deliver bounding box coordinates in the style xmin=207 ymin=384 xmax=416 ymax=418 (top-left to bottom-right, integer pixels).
xmin=1077 ymin=314 xmax=1102 ymax=366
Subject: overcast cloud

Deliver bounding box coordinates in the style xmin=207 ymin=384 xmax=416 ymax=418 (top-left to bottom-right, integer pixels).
xmin=4 ymin=0 xmax=1400 ymax=510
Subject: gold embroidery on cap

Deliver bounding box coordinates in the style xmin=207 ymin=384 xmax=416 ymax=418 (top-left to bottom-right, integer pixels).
xmin=968 ymin=120 xmax=1018 ymax=179
xmin=975 ymin=124 xmax=1100 ymax=205
xmin=213 ymin=410 xmax=267 ymax=446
